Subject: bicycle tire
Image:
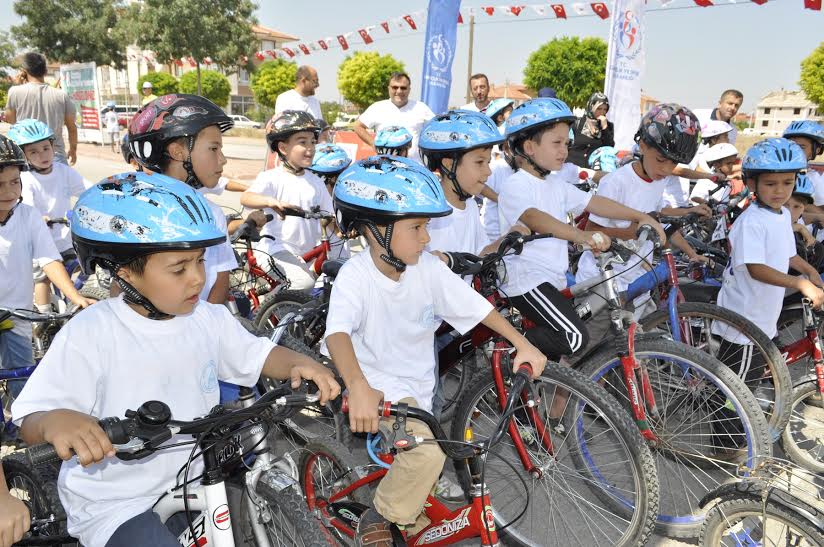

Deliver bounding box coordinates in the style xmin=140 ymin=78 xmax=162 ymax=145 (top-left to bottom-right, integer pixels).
xmin=779 ymin=378 xmax=824 ymax=473
xmin=2 ymin=454 xmax=72 ymax=541
xmin=578 ymin=338 xmax=772 ymax=538
xmin=451 ymin=363 xmax=658 ymax=546
xmin=699 ymin=492 xmax=824 ymax=546
xmin=78 ymin=285 xmax=110 ymax=302
xmin=253 ymin=290 xmax=314 ymax=332
xmin=236 ymin=477 xmax=335 ymax=547
xmin=639 ymin=302 xmax=792 ymax=441
xmin=438 ymin=352 xmax=480 ymax=424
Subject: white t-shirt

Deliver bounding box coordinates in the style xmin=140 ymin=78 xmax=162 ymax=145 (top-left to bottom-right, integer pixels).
xmin=246 ymin=167 xmax=334 ymax=257
xmin=481 ymin=159 xmax=514 ymax=240
xmin=0 ymin=203 xmax=61 ymax=310
xmin=498 ymin=170 xmax=591 ymax=294
xmin=201 ymin=176 xmax=229 ymax=196
xmin=716 ymin=205 xmax=796 ymax=343
xmin=198 ymin=198 xmax=238 ymax=300
xmin=323 ymin=251 xmax=493 ymax=412
xmin=427 ymin=198 xmax=490 ymax=256
xmin=460 ymin=102 xmax=490 ymax=113
xmin=807 ymin=169 xmax=824 ymax=207
xmin=659 ymin=175 xmax=690 ymax=209
xmin=104 ymin=110 xmax=119 ymax=133
xmin=690 ymin=177 xmax=730 ymax=204
xmin=11 ymin=297 xmax=273 ymax=547
xmin=274 ymin=89 xmax=322 ymax=119
xmin=555 ymin=162 xmax=582 ymax=185
xmin=575 ymin=163 xmax=670 ymax=294
xmin=358 ymin=99 xmax=435 ymax=162
xmin=21 ymin=163 xmax=92 ymax=252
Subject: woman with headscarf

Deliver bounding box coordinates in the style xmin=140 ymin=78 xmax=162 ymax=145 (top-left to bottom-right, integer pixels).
xmin=568 ymin=92 xmax=615 ymax=168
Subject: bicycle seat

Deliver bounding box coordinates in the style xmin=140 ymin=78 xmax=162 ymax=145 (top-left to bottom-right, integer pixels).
xmin=321 ymin=259 xmax=346 ymax=279
xmin=679 ymin=280 xmax=720 ymax=303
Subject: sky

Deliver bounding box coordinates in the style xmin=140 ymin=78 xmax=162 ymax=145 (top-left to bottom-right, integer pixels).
xmin=2 ymin=0 xmax=821 ymax=113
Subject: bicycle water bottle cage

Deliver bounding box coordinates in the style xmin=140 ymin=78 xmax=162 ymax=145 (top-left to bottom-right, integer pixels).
xmin=379 ymin=403 xmax=419 ymax=451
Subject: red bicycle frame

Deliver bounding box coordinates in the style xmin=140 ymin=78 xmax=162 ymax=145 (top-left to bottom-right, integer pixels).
xmin=778 ymin=300 xmax=824 ymax=397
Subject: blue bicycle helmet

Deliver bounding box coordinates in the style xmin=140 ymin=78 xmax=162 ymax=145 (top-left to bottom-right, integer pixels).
xmin=783 ymin=120 xmax=824 ymax=157
xmin=742 ymin=138 xmax=806 ymax=177
xmin=334 ymin=155 xmax=451 ymax=271
xmin=310 ymin=144 xmax=352 ymax=175
xmin=505 ymin=98 xmax=576 ymax=177
xmin=485 ymin=99 xmax=515 ymax=124
xmin=588 ymin=146 xmax=619 ymax=172
xmin=7 ymin=119 xmax=55 ymax=146
xmin=793 ymin=172 xmax=815 ymax=203
xmin=374 ymin=126 xmax=413 ymax=155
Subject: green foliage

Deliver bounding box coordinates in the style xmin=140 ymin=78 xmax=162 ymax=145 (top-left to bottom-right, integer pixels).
xmin=136 ymin=72 xmax=179 ymax=95
xmin=523 ymin=36 xmax=608 ymax=109
xmin=800 ymin=42 xmax=824 ymax=111
xmin=250 ymin=59 xmax=297 ymax=109
xmin=320 ymin=101 xmax=341 ymax=124
xmin=0 ymin=31 xmax=17 ymax=79
xmin=244 ymin=105 xmax=275 ymax=124
xmin=337 ymin=52 xmax=405 ymax=111
xmin=12 ymin=0 xmax=128 ymax=69
xmin=179 ymin=69 xmax=231 ymax=107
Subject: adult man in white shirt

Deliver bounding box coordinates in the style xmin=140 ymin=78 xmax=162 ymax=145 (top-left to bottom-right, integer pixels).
xmin=353 ymin=72 xmax=435 ymax=162
xmin=274 ymin=65 xmax=322 ymax=119
xmin=460 ymin=73 xmax=491 ymax=112
xmin=693 ymin=89 xmax=744 ymax=144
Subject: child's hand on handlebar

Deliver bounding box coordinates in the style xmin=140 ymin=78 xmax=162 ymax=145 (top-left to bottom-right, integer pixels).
xmin=0 ymin=490 xmax=30 ymax=547
xmin=266 ymin=198 xmax=299 ymax=220
xmin=37 ymin=409 xmax=115 ymax=466
xmin=289 ymin=361 xmax=341 ymax=406
xmin=798 ymin=279 xmax=824 ymax=309
xmin=513 ymin=342 xmax=547 ymax=379
xmin=637 ymin=214 xmax=667 ymax=244
xmin=347 ymin=379 xmax=384 ymax=434
xmin=578 ymin=230 xmax=611 ymax=252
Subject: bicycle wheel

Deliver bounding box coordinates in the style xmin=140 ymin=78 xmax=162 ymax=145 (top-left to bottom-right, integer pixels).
xmin=1 ymin=454 xmax=72 ymax=541
xmin=234 ymin=476 xmax=335 ymax=547
xmin=299 ymin=438 xmax=372 ymax=542
xmin=578 ymin=338 xmax=772 ymax=538
xmin=779 ymin=379 xmax=824 ymax=473
xmin=78 ymin=284 xmax=110 ymax=302
xmin=451 ymin=363 xmax=658 ymax=546
xmin=438 ymin=350 xmax=482 ymax=424
xmin=699 ymin=492 xmax=824 ymax=546
xmin=253 ymin=290 xmax=314 ymax=332
xmin=640 ymin=302 xmax=792 ymax=441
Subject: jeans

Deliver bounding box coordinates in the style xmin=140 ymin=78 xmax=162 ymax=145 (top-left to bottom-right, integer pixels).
xmin=105 ymin=510 xmax=189 ymax=547
xmin=0 ymin=324 xmax=34 ymax=398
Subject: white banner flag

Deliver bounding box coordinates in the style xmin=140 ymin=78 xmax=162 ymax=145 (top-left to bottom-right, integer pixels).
xmin=604 ymin=1 xmax=645 ymax=150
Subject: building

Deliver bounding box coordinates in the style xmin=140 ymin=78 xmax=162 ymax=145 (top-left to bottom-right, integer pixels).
xmin=488 ymin=83 xmax=533 ymax=103
xmin=640 ymin=93 xmax=658 ymax=114
xmin=753 ymin=90 xmax=823 ymax=136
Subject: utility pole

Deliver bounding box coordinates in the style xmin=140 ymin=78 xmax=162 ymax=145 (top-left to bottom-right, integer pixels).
xmin=465 ymin=15 xmax=475 ymax=105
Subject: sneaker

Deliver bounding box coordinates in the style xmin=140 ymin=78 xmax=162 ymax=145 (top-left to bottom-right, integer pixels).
xmin=434 ymin=475 xmax=465 ymax=502
xmin=356 ymin=509 xmax=401 ymax=547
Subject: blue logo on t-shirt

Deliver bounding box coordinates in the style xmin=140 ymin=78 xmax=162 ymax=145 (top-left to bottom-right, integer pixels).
xmin=200 ymin=361 xmax=218 ymax=393
xmin=420 ymin=305 xmax=437 ymax=329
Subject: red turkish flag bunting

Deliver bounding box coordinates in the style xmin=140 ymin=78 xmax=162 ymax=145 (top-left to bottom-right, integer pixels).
xmin=381 ymin=21 xmax=390 ymax=33
xmin=202 ymin=57 xmax=212 ymax=65
xmin=358 ymin=29 xmax=374 ymax=44
xmin=804 ymin=0 xmax=821 ymax=9
xmin=510 ymin=6 xmax=523 ymax=15
xmin=186 ymin=57 xmax=196 ymax=66
xmin=282 ymin=48 xmax=295 ymax=58
xmin=693 ymin=0 xmax=713 ymax=6
xmin=403 ymin=15 xmax=417 ymax=29
xmin=174 ymin=58 xmax=184 ymax=66
xmin=318 ymin=40 xmax=328 ymax=50
xmin=298 ymin=44 xmax=310 ymax=55
xmin=750 ymin=0 xmax=768 ymax=4
xmin=457 ymin=12 xmax=463 ymax=23
xmin=484 ymin=7 xmax=495 ymax=15
xmin=337 ymin=35 xmax=349 ymax=50
xmin=551 ymin=4 xmax=567 ymax=18
xmin=591 ymin=2 xmax=609 ymax=18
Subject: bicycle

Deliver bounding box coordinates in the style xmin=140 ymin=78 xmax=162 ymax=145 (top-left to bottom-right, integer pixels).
xmin=698 ymin=456 xmax=824 ymax=546
xmin=229 ymin=213 xmax=289 ymax=317
xmin=13 ymin=377 xmax=338 ymax=546
xmin=42 ymin=217 xmax=110 ymax=305
xmin=301 ymin=363 xmax=658 ymax=546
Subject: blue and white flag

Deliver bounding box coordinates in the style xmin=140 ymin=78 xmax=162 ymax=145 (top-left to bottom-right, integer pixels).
xmin=604 ymin=0 xmax=646 ymax=150
xmin=421 ymin=0 xmax=461 ymax=115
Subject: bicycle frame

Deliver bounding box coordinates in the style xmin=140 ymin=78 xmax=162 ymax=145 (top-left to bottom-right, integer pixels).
xmin=778 ymin=300 xmax=824 ymax=397
xmin=301 ymin=222 xmax=332 ymax=276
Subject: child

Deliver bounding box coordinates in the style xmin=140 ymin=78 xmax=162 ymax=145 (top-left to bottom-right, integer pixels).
xmin=783 ymin=120 xmax=824 ymax=208
xmin=485 ymin=98 xmax=515 ymax=135
xmin=128 ymin=94 xmax=238 ymax=305
xmin=0 ymin=135 xmax=90 ymax=397
xmin=310 ymin=143 xmax=352 ymax=195
xmin=8 ymin=119 xmax=92 ymax=313
xmin=715 ymin=139 xmax=824 ymax=382
xmin=11 ymin=172 xmax=339 ymax=547
xmin=104 ymin=104 xmax=120 ymax=153
xmin=0 ymin=428 xmax=30 ymax=547
xmin=498 ymin=98 xmax=665 ymax=361
xmin=241 ymin=110 xmax=334 ymax=291
xmin=373 ymin=126 xmax=413 ymax=157
xmin=689 ymin=142 xmax=741 ymax=204
xmin=324 ymin=156 xmax=546 ymax=541
xmin=786 ymin=173 xmax=824 ymax=272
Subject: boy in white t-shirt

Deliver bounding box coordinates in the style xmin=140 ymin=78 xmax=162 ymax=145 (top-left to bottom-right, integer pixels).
xmin=128 ymin=94 xmax=238 ymax=304
xmin=497 ymin=99 xmax=665 ymax=362
xmin=783 ymin=120 xmax=824 ymax=220
xmin=786 ymin=173 xmax=824 ymax=272
xmin=0 ymin=135 xmax=91 ymax=396
xmin=104 ymin=107 xmax=120 ymax=153
xmin=325 ymin=156 xmax=545 ymax=542
xmin=690 ymin=143 xmax=741 ymax=204
xmin=241 ymin=110 xmax=335 ymax=291
xmin=12 ymin=173 xmax=339 ymax=547
xmin=8 ymin=119 xmax=92 ymax=313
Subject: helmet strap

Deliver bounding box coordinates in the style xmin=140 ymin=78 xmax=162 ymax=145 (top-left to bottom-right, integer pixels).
xmin=0 ymin=197 xmax=22 ymax=227
xmin=514 ymin=146 xmax=551 ymax=179
xmin=364 ymin=221 xmax=406 ymax=272
xmin=275 ymin=149 xmax=303 ymax=175
xmin=441 ymin=155 xmax=472 ymax=202
xmin=114 ymin=273 xmax=174 ymax=320
xmin=182 ymin=136 xmax=204 ymax=189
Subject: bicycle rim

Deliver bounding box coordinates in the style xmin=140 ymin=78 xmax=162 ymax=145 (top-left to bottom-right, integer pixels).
xmin=700 ymin=496 xmax=824 ymax=546
xmin=780 ymin=380 xmax=824 ymax=473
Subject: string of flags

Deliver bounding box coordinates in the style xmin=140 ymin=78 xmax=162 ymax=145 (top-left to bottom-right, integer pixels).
xmin=125 ymin=0 xmax=821 ymax=66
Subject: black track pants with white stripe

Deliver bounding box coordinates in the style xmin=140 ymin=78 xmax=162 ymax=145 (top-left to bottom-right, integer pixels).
xmin=510 ymin=283 xmax=590 ymax=361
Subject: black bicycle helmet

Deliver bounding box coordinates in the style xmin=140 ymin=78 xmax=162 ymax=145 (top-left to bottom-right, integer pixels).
xmin=634 ymin=103 xmax=701 ymax=165
xmin=120 ymin=134 xmax=133 ymax=164
xmin=0 ymin=135 xmax=29 ymax=172
xmin=128 ymin=94 xmax=234 ymax=187
xmin=266 ymin=110 xmax=320 ymax=151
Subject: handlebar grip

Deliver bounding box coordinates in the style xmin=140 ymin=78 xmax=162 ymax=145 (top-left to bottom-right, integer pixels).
xmin=282 ymin=207 xmax=308 ymax=218
xmin=23 ymin=443 xmax=62 ymax=467
xmin=264 ymin=213 xmax=274 ymax=222
xmin=339 ymin=396 xmax=392 ymax=418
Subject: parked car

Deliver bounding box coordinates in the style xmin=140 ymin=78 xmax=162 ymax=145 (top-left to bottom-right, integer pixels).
xmin=230 ymin=115 xmax=262 ymax=129
xmin=100 ymin=104 xmax=140 ymax=128
xmin=333 ymin=113 xmax=359 ymax=129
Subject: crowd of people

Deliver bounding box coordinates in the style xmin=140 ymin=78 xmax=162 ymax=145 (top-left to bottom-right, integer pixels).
xmin=1 ymin=49 xmax=824 ymax=547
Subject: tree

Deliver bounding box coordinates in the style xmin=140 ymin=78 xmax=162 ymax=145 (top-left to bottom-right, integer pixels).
xmin=337 ymin=52 xmax=405 ymax=111
xmin=12 ymin=0 xmax=128 ymax=69
xmin=321 ymin=101 xmax=341 ymax=124
xmin=250 ymin=59 xmax=296 ymax=109
xmin=523 ymin=37 xmax=608 ymax=109
xmin=130 ymin=0 xmax=257 ymax=95
xmin=800 ymin=42 xmax=824 ymax=111
xmin=179 ymin=69 xmax=231 ymax=107
xmin=136 ymin=72 xmax=179 ymax=96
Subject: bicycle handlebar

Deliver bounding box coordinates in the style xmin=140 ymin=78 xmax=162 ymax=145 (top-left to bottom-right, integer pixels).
xmin=45 ymin=218 xmax=69 ymax=227
xmin=444 ymin=232 xmax=553 ymax=276
xmin=577 ymin=224 xmax=659 ymax=263
xmin=0 ymin=307 xmax=76 ymax=324
xmin=230 ymin=214 xmax=273 ymax=243
xmin=282 ymin=205 xmax=334 ymax=221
